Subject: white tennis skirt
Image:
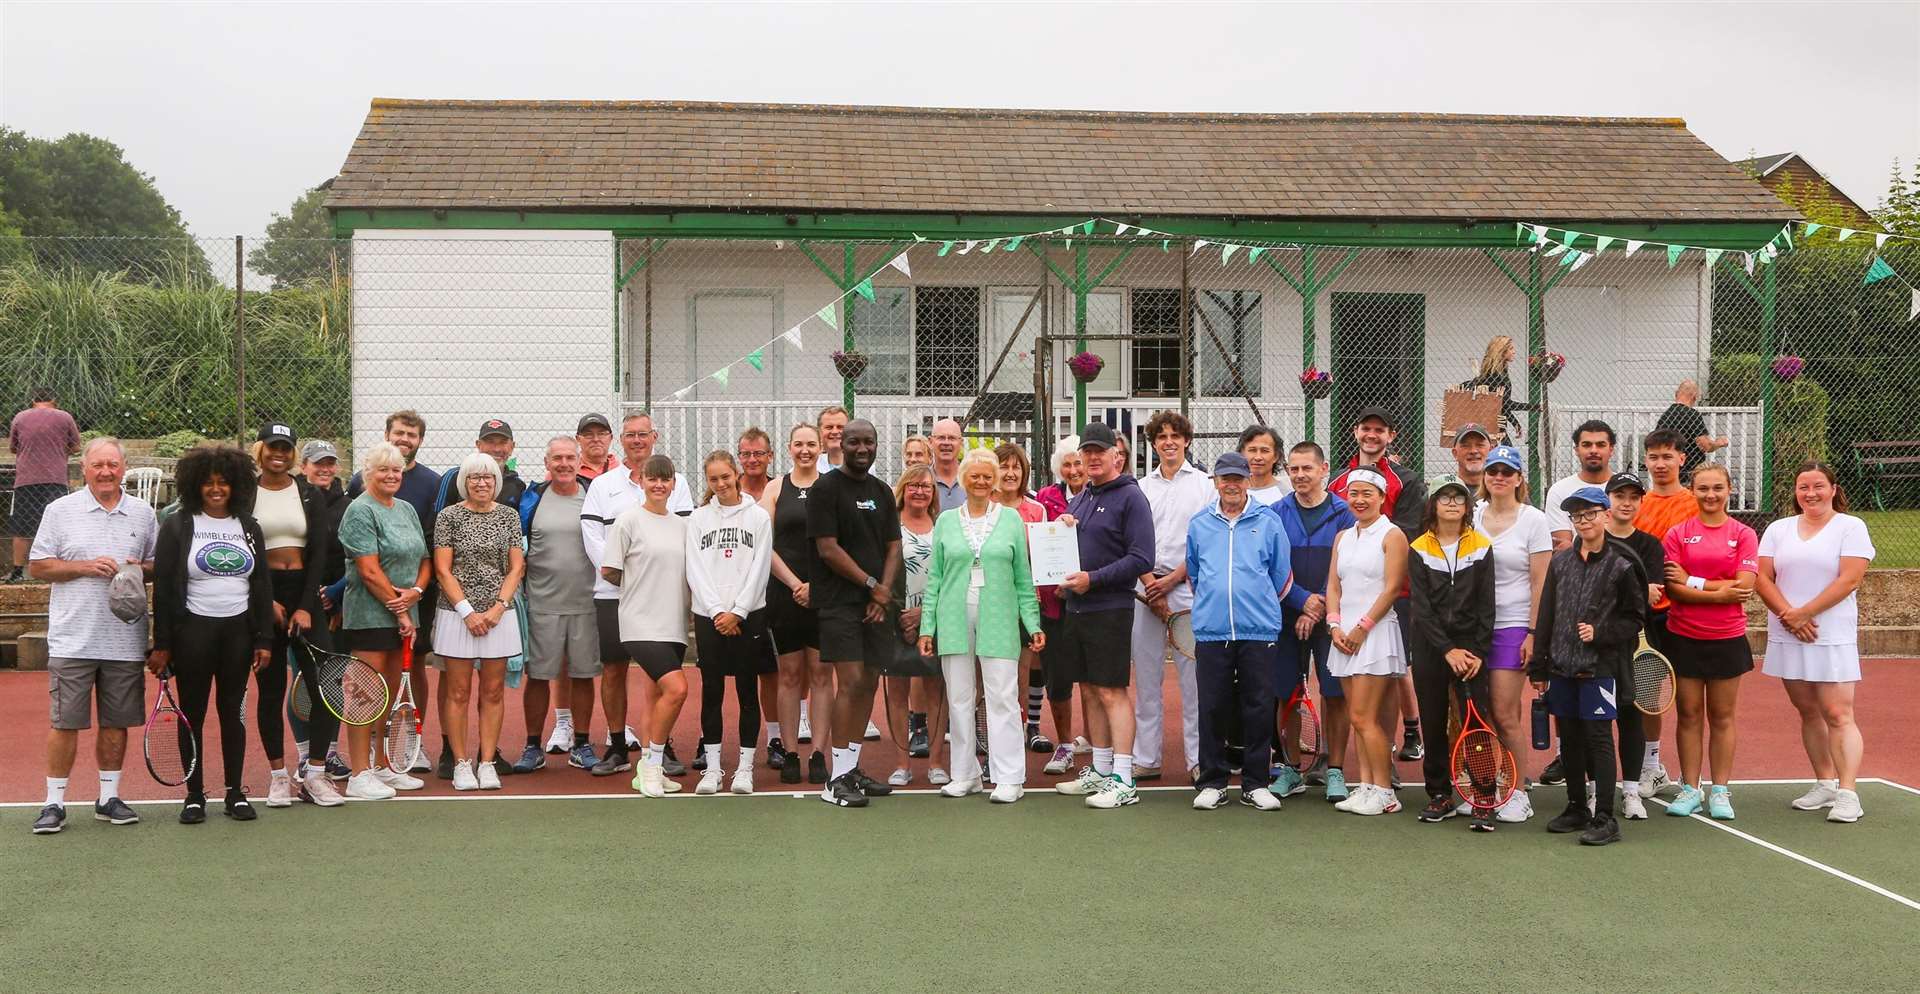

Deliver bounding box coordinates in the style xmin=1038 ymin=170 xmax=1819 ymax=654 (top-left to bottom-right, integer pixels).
xmin=1761 ymin=640 xmax=1861 ymax=683
xmin=433 ymin=607 xmax=523 ymax=660
xmin=1327 ymin=618 xmax=1408 ymax=679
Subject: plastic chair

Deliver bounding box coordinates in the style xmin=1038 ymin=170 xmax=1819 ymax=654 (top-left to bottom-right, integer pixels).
xmin=125 ymin=467 xmax=165 ymax=505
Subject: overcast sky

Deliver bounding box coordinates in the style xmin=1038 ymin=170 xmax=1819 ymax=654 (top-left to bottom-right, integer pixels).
xmin=3 ymin=1 xmax=1915 ymax=238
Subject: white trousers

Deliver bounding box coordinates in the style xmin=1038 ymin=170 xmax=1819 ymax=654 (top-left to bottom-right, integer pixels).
xmin=1132 ymin=601 xmax=1198 ymax=769
xmin=940 ymin=603 xmax=1024 ymax=786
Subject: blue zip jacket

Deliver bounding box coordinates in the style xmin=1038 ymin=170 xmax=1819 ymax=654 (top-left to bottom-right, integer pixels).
xmin=1271 ymin=491 xmax=1355 ymax=616
xmin=1064 ymin=472 xmax=1155 ymax=614
xmin=1185 ymin=499 xmax=1294 ymax=643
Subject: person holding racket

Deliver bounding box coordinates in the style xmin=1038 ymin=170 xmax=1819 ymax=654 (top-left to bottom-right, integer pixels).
xmin=685 ymin=451 xmax=775 ymax=795
xmin=760 ymin=422 xmax=829 ymax=785
xmin=1472 ymin=445 xmax=1551 ymax=823
xmin=1271 ymin=441 xmax=1355 ymax=801
xmin=600 ymin=454 xmax=693 ymax=797
xmin=918 ymin=448 xmax=1044 ymax=802
xmin=1130 ymin=412 xmax=1211 ymax=782
xmin=1660 ymin=463 xmax=1758 ymax=820
xmin=1528 ymin=485 xmax=1644 ymax=846
xmin=432 ymin=452 xmax=525 ymax=791
xmin=1184 ymin=452 xmax=1294 ymax=811
xmin=1756 ymin=462 xmax=1874 ymax=823
xmin=1600 ymin=472 xmax=1666 ymax=820
xmin=149 ymin=445 xmax=277 ymax=822
xmin=1324 ymin=468 xmax=1409 ymax=816
xmin=1033 ymin=435 xmax=1090 ymax=774
xmin=337 ymin=441 xmax=433 ymax=800
xmin=1406 ymin=475 xmax=1497 ymax=829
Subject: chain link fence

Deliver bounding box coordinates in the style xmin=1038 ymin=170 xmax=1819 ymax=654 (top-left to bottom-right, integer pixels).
xmin=4 ymin=229 xmax=1918 ymax=564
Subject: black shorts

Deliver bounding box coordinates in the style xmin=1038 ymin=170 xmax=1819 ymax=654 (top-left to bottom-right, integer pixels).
xmin=1054 ymin=607 xmax=1133 ymax=689
xmin=345 ymin=626 xmax=403 ymax=652
xmin=766 ymin=587 xmax=819 ymax=655
xmin=693 ymin=611 xmax=777 ymax=678
xmin=622 ymin=640 xmax=688 ymax=682
xmin=1665 ymin=630 xmax=1755 ymax=682
xmin=1037 ymin=614 xmax=1074 ymax=701
xmin=817 ymin=603 xmax=892 ymax=666
xmin=9 ymin=483 xmax=66 ymax=538
xmin=595 ymin=599 xmax=626 ymax=664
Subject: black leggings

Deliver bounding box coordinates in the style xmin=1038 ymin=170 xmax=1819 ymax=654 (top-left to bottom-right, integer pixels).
xmin=1412 ymin=648 xmax=1494 ymax=799
xmin=1616 ymin=702 xmax=1646 ymax=784
xmin=694 ymin=614 xmax=763 ymax=750
xmin=1558 ymin=714 xmax=1617 ymax=817
xmin=262 ymin=569 xmax=337 ymax=765
xmin=174 ymin=612 xmax=254 ymax=797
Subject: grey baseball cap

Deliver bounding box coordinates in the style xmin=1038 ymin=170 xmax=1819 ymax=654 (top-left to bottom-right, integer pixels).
xmin=300 ymin=440 xmax=339 ymax=463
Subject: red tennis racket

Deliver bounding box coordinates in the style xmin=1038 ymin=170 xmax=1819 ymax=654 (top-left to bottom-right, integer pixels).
xmin=144 ymin=667 xmax=196 ymax=788
xmin=1450 ymin=678 xmax=1518 ymax=813
xmin=1279 ymin=664 xmax=1322 ymax=774
xmin=384 ymin=633 xmax=423 ymax=776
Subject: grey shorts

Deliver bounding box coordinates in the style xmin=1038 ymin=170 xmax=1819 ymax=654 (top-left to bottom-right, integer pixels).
xmin=528 ymin=612 xmax=601 ymax=680
xmin=49 ymin=656 xmax=146 ymax=730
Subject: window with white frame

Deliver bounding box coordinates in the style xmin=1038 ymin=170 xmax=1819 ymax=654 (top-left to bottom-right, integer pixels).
xmin=852 ymin=286 xmax=911 ymax=396
xmin=1130 ymin=288 xmax=1182 ymax=398
xmin=1196 ymin=290 xmax=1262 ymax=397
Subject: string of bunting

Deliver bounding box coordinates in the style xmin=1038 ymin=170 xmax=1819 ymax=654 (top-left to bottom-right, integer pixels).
xmin=1517 ymin=222 xmax=1798 ymax=275
xmin=1861 ymin=255 xmax=1920 ymax=321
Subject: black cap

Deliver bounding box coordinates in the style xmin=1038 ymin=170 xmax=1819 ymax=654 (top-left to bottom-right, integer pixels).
xmin=1354 ymin=406 xmax=1396 ymax=430
xmin=1605 ymin=472 xmax=1647 ymax=495
xmin=576 ymin=413 xmax=611 ymax=433
xmin=1079 ymin=421 xmax=1117 ymax=451
xmin=257 ymin=422 xmax=296 ymax=445
xmin=478 ymin=419 xmax=513 ymax=440
xmin=1453 ymin=422 xmax=1492 ymax=443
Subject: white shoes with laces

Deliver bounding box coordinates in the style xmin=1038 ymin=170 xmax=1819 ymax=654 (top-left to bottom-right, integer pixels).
xmin=451 ymin=760 xmax=480 ymax=791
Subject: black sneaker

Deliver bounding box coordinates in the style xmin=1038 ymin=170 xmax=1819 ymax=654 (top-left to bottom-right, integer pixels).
xmin=591 ymin=750 xmax=632 ymax=777
xmin=779 ymin=751 xmax=803 ymax=784
xmin=1397 ymin=733 xmax=1424 ymax=762
xmin=662 ymin=741 xmax=687 ymax=777
xmin=32 ymin=804 xmax=66 ymax=834
xmin=851 ymin=768 xmax=893 ymax=797
xmin=490 ymin=751 xmax=516 ymax=777
xmin=1418 ymin=796 xmax=1457 ymax=822
xmin=224 ymin=790 xmax=257 ymax=822
xmin=691 ymin=740 xmax=709 ymax=771
xmin=1026 ymin=726 xmax=1054 ymax=754
xmin=1539 ymin=755 xmax=1567 ymax=786
xmin=1546 ymin=803 xmax=1590 ymax=834
xmin=807 ymin=751 xmax=828 ymax=785
xmin=325 ymin=754 xmax=352 ymax=781
xmin=820 ymin=772 xmax=869 ymax=808
xmin=1580 ymin=814 xmax=1622 ymax=846
xmin=908 ymin=725 xmax=931 ymax=759
xmin=180 ymin=796 xmax=207 ymax=825
xmin=1303 ymin=755 xmax=1331 ymax=786
xmin=93 ymin=797 xmax=140 ymax=825
xmin=767 ymin=739 xmax=787 ymax=769
xmin=1469 ymin=814 xmax=1496 ymax=833
xmin=436 ymin=751 xmax=456 ymax=780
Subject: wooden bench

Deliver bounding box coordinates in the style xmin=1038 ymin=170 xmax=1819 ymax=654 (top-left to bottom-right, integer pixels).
xmin=1851 ymin=440 xmax=1920 ymax=511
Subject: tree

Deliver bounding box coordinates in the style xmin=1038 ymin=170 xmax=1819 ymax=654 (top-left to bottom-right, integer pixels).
xmin=248 ymin=185 xmax=343 ymax=287
xmin=0 ymin=127 xmax=210 ymax=281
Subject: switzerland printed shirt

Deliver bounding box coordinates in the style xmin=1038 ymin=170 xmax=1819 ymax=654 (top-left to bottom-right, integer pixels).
xmin=1661 ymin=517 xmax=1758 ymax=640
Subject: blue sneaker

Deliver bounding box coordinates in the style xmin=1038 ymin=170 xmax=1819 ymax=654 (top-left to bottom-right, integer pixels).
xmin=1272 ymin=765 xmax=1306 ymax=798
xmin=1706 ymin=785 xmax=1736 ymax=821
xmin=1324 ymin=767 xmax=1348 ymax=803
xmin=567 ymin=743 xmax=598 ymax=770
xmin=511 ymin=743 xmax=546 ymax=774
xmin=1667 ymin=783 xmax=1705 ymax=816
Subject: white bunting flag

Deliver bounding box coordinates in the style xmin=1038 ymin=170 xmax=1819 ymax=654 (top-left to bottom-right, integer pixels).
xmin=1624 ymin=240 xmax=1644 ymax=258
xmin=1571 ymin=251 xmax=1592 ymax=271
xmin=1193 ymin=240 xmax=1210 ymax=254
xmin=671 ymin=386 xmax=692 ymax=401
xmin=1531 ymin=224 xmax=1549 ymax=245
xmin=957 ymin=241 xmax=976 ymax=255
xmin=1544 ymin=243 xmax=1568 ymax=257
xmin=1876 ymin=232 xmax=1892 ymax=250
xmin=781 ymin=326 xmax=803 ymax=349
xmin=1838 ymin=229 xmax=1857 ymax=241
xmin=1113 ymin=223 xmax=1131 ymax=237
xmin=888 ymin=253 xmax=911 ymax=278
xmin=1222 ymin=244 xmax=1240 ymax=264
xmin=1911 ymin=288 xmax=1920 ymax=322
xmin=980 ymin=239 xmax=1000 ymax=254
xmin=1743 ymin=252 xmax=1755 ymax=275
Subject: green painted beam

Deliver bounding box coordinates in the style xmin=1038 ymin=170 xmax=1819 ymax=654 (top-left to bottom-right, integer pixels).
xmin=1760 ymin=264 xmax=1778 ymax=506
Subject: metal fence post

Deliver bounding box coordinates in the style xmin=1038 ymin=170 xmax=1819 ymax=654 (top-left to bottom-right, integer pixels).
xmin=234 ymin=235 xmax=246 ymax=442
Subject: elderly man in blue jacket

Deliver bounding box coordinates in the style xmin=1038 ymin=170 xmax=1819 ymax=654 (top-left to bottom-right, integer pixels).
xmin=1185 ymin=452 xmax=1294 ymax=812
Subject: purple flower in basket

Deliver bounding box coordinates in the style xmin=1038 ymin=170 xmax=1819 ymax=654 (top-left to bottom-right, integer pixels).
xmin=1771 ymin=355 xmax=1806 ymax=381
xmin=1298 ymin=366 xmax=1333 ymax=398
xmin=1067 ymin=351 xmax=1106 ymax=382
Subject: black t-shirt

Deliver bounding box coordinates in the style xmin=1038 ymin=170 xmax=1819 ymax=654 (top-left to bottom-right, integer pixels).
xmin=1655 ymin=403 xmax=1710 ymax=478
xmin=1606 ymin=528 xmax=1666 ymax=616
xmin=806 ymin=469 xmax=900 ymax=612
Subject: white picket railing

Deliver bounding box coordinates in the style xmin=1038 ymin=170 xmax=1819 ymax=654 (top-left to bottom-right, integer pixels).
xmin=1550 ymin=405 xmax=1764 ymax=511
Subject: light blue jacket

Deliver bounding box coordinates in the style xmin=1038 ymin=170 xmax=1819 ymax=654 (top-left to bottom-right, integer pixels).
xmin=1185 ymin=500 xmax=1294 ymax=643
xmin=921 ymin=505 xmax=1043 ymax=660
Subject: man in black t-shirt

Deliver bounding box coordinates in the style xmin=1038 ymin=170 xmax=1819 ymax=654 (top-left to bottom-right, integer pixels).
xmin=806 ymin=418 xmax=901 ymax=808
xmin=1653 ymin=380 xmax=1727 ymax=481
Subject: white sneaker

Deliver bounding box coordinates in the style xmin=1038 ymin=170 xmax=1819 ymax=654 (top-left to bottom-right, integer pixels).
xmin=1071 ymin=736 xmax=1092 ymax=755
xmin=623 ymin=725 xmax=643 ymax=751
xmin=695 ymin=769 xmax=725 ymax=795
xmin=452 ymin=760 xmax=480 ymax=791
xmin=1376 ymin=784 xmax=1403 ymax=814
xmin=545 ymin=719 xmax=574 ymax=755
xmin=941 ymin=778 xmax=982 ymax=798
xmin=1085 ymin=777 xmax=1139 ymax=809
xmin=1347 ymin=785 xmax=1390 ymax=816
xmin=1791 ymin=780 xmax=1840 ymax=810
xmin=730 ymin=765 xmax=754 ymax=795
xmin=864 ymin=720 xmax=881 ymax=741
xmin=1333 ymin=783 xmax=1366 ymax=812
xmin=796 ymin=713 xmax=812 ymax=743
xmin=989 ymin=783 xmax=1024 ymax=804
xmin=927 ymin=767 xmax=950 ymax=787
xmin=1242 ymin=787 xmax=1283 ymax=811
xmin=266 ymin=775 xmax=294 ymax=808
xmin=375 ymin=767 xmax=425 ymax=791
xmin=476 ymin=761 xmax=501 ymax=790
xmin=1043 ymin=744 xmax=1073 ymax=775
xmin=1826 ymin=788 xmax=1864 ymax=823
xmin=636 ymin=764 xmax=667 ymax=798
xmin=345 ymin=770 xmax=395 ymax=800
xmin=303 ymin=771 xmax=345 ymax=807
xmin=1192 ymin=786 xmax=1228 ymax=810
xmin=1055 ymin=766 xmax=1106 ymax=796
xmin=1621 ymin=791 xmax=1648 ymax=820
xmin=1640 ymin=763 xmax=1673 ymax=798
xmin=1495 ymin=791 xmax=1533 ymax=823
xmin=887 ymin=767 xmax=911 ymax=787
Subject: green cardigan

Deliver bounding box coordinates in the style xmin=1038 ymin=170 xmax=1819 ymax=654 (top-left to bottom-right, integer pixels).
xmin=921 ymin=504 xmax=1043 ymax=660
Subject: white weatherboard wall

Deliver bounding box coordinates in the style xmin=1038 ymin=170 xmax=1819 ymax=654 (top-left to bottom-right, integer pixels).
xmin=352 ymin=230 xmax=615 ymax=479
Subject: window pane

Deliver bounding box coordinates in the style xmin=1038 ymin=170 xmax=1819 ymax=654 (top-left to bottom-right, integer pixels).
xmin=1131 ymin=288 xmax=1181 ymax=398
xmin=1196 ymin=290 xmax=1261 ymax=397
xmin=915 ymin=286 xmax=980 ymax=397
xmin=852 ymin=286 xmax=910 ymax=395
xmin=986 ymin=288 xmax=1042 ymax=394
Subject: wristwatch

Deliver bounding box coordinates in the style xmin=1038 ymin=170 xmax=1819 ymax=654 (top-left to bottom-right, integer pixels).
xmin=864 ymin=575 xmax=879 ymax=591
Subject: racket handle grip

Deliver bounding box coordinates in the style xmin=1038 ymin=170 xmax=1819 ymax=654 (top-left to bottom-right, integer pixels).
xmin=1530 ymin=697 xmax=1552 ymax=751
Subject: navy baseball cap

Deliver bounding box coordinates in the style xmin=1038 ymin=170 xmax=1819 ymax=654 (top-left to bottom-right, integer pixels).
xmin=1079 ymin=422 xmax=1117 ymax=451
xmin=1559 ymin=485 xmax=1611 ymax=512
xmin=1212 ymin=452 xmax=1250 ymax=478
xmin=478 ymin=419 xmax=513 ymax=440
xmin=1485 ymin=445 xmax=1525 ymax=473
xmin=257 ymin=422 xmax=295 ymax=445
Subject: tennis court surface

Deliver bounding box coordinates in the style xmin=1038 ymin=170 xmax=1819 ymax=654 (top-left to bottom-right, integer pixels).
xmin=2 ymin=663 xmax=1917 ymax=993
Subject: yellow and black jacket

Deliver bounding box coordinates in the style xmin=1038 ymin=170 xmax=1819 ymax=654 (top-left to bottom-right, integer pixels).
xmin=1408 ymin=528 xmax=1495 ymax=663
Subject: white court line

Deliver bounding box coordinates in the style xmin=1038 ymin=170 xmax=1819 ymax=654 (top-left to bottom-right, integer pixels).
xmin=1646 ymin=793 xmax=1920 ymax=913
xmin=1863 ymin=776 xmax=1920 ymax=797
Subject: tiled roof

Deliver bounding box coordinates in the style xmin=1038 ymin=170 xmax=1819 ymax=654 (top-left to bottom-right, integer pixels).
xmin=328 ymin=99 xmax=1797 ymax=222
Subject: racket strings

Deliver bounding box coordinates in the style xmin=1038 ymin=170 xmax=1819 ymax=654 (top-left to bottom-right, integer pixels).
xmin=145 ymin=708 xmax=194 ymax=786
xmin=315 ymin=646 xmax=389 ymax=726
xmin=1453 ymin=729 xmax=1512 ymax=807
xmin=1632 ymin=653 xmax=1673 ymax=713
xmin=386 ymin=705 xmax=420 ymax=771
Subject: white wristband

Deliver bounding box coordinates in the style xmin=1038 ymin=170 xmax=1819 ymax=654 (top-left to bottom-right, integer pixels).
xmin=455 ymin=599 xmax=476 ymax=618
xmin=1686 ymin=576 xmax=1706 ymax=591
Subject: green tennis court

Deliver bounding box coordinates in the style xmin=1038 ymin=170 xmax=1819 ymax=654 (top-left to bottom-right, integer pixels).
xmin=3 ymin=781 xmax=1915 ymax=993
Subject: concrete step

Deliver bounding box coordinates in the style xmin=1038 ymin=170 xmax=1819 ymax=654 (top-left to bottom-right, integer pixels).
xmin=1746 ymin=627 xmax=1920 ymax=659
xmin=16 ymin=630 xmax=47 ymax=671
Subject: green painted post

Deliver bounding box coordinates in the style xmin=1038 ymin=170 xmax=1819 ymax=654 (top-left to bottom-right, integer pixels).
xmin=1527 ymin=251 xmax=1545 ymax=501
xmin=1073 ymin=243 xmax=1088 ymax=429
xmin=1760 ymin=262 xmax=1778 ymax=507
xmin=842 ymin=244 xmax=858 ymax=415
xmin=1301 ymin=246 xmax=1318 ymax=445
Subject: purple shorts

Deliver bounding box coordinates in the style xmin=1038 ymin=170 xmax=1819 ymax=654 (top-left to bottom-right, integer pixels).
xmin=1489 ymin=627 xmax=1528 ymax=671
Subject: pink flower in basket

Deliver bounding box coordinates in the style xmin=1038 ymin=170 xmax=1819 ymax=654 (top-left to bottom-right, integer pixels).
xmin=1067 ymin=351 xmax=1105 ymax=382
xmin=1771 ymin=355 xmax=1806 ymax=381
xmin=1528 ymin=350 xmax=1567 ymax=384
xmin=1298 ymin=366 xmax=1332 ymax=399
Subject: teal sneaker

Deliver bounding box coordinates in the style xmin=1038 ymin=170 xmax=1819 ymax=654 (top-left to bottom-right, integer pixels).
xmin=1272 ymin=765 xmax=1306 ymax=798
xmin=1707 ymin=785 xmax=1735 ymax=821
xmin=1324 ymin=767 xmax=1349 ymax=803
xmin=1667 ymin=783 xmax=1705 ymax=817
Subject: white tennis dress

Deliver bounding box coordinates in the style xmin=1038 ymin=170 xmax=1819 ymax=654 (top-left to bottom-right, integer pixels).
xmin=1329 ymin=516 xmax=1408 ymax=678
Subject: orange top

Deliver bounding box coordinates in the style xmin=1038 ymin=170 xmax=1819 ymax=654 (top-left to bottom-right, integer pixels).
xmin=1634 ymin=489 xmax=1698 ymax=613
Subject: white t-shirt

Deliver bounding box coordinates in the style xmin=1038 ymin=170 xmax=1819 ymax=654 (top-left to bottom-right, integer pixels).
xmin=1542 ymin=473 xmax=1609 ymax=537
xmin=186 ymin=514 xmax=255 ymax=618
xmin=1475 ymin=503 xmax=1553 ymax=629
xmin=30 ymin=488 xmax=158 ymax=661
xmin=1758 ymin=513 xmax=1875 ymax=646
xmin=1137 ymin=462 xmax=1213 ymax=613
xmin=1247 ymin=482 xmax=1289 ymax=507
xmin=581 ymin=466 xmax=694 ymax=598
xmin=601 ymin=504 xmax=689 ymax=644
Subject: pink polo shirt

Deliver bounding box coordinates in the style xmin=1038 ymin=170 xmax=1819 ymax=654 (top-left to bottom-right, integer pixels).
xmin=1661 ymin=516 xmax=1759 ymax=640
xmin=10 ymin=406 xmax=80 ymax=487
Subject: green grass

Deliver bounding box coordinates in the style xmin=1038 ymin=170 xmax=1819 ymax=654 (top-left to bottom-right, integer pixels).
xmin=2 ymin=784 xmax=1916 ymax=993
xmin=1856 ymin=511 xmax=1920 ymax=568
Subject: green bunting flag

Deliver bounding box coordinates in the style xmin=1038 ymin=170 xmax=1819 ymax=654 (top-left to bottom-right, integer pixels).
xmin=816 ymin=304 xmax=838 ymax=329
xmin=853 ymin=279 xmax=875 ymax=302
xmin=1803 ymin=223 xmax=1821 ymax=239
xmin=1703 ymin=248 xmax=1724 ymax=269
xmin=1561 ymin=230 xmax=1580 ymax=248
xmin=1667 ymin=244 xmax=1687 ymax=268
xmin=1081 ymin=220 xmax=1096 ymax=235
xmin=1864 ymin=257 xmax=1897 ymax=286
xmin=711 ymin=366 xmax=730 ymax=387
xmin=1005 ymin=236 xmax=1024 ymax=252
xmin=1248 ymin=247 xmax=1266 ymax=264
xmin=938 ymin=241 xmax=955 ymax=257
xmin=745 ymin=349 xmax=764 ymax=372
xmin=1593 ymin=235 xmax=1616 ymax=254
xmin=1560 ymin=249 xmax=1579 ymax=267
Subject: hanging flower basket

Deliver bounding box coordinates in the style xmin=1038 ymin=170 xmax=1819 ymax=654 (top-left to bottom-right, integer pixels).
xmin=1298 ymin=365 xmax=1333 ymax=400
xmin=1067 ymin=351 xmax=1105 ymax=383
xmin=1528 ymin=350 xmax=1567 ymax=384
xmin=831 ymin=350 xmax=870 ymax=381
xmin=1771 ymin=354 xmax=1806 ymax=381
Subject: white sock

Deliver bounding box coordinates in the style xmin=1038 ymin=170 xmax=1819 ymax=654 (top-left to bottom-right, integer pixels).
xmin=270 ymin=768 xmax=290 ymax=782
xmin=831 ymin=747 xmax=854 ymax=779
xmin=704 ymin=743 xmax=722 ymax=769
xmin=305 ymin=761 xmax=326 ymax=778
xmin=801 ymin=700 xmax=810 ymax=722
xmin=294 ymin=739 xmax=310 ymax=765
xmin=850 ymin=742 xmax=862 ymax=766
xmin=1644 ymin=742 xmax=1661 ymax=768
xmin=46 ymin=777 xmax=68 ymax=808
xmin=765 ymin=721 xmax=781 ymax=741
xmin=555 ymin=708 xmax=572 ymax=726
xmin=646 ymin=742 xmax=665 ymax=768
xmin=98 ymin=770 xmax=121 ymax=802
xmin=1093 ymin=747 xmax=1114 ymax=776
xmin=738 ymin=746 xmax=755 ymax=769
xmin=1623 ymin=780 xmax=1641 ymax=798
xmin=1115 ymin=753 xmax=1134 ymax=784
xmin=1819 ymin=777 xmax=1839 ymax=788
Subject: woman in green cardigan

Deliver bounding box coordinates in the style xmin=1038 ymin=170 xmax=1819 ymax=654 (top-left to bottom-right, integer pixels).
xmin=918 ymin=448 xmax=1045 ymax=802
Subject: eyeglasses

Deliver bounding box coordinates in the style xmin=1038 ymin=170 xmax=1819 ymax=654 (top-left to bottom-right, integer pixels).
xmin=1436 ymin=494 xmax=1468 ymax=506
xmin=738 ymin=449 xmax=770 ymax=459
xmin=1569 ymin=509 xmax=1605 ymax=524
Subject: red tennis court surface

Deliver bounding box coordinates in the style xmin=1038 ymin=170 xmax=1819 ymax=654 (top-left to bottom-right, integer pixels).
xmin=3 ymin=659 xmax=1915 ymax=803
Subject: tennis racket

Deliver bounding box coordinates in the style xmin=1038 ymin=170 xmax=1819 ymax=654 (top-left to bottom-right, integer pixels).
xmin=144 ymin=666 xmax=196 ymax=788
xmin=1449 ymin=678 xmax=1518 ymax=813
xmin=304 ymin=635 xmax=388 ymax=727
xmin=1134 ymin=591 xmax=1196 ymax=658
xmin=288 ymin=643 xmax=312 ymax=722
xmin=384 ymin=633 xmax=423 ymax=776
xmin=1630 ymin=630 xmax=1675 ymax=716
xmin=1278 ymin=667 xmax=1322 ymax=773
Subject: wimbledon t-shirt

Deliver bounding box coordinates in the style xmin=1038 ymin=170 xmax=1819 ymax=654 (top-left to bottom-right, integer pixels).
xmin=186 ymin=513 xmax=255 ymax=618
xmin=602 ymin=505 xmax=688 ymax=644
xmin=1475 ymin=503 xmax=1552 ymax=628
xmin=1661 ymin=517 xmax=1759 ymax=640
xmin=527 ymin=487 xmax=593 ymax=615
xmin=1758 ymin=514 xmax=1875 ymax=646
xmin=337 ymin=493 xmax=429 ymax=631
xmin=806 ymin=469 xmax=900 ymax=612
xmin=1542 ymin=474 xmax=1607 ymax=536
